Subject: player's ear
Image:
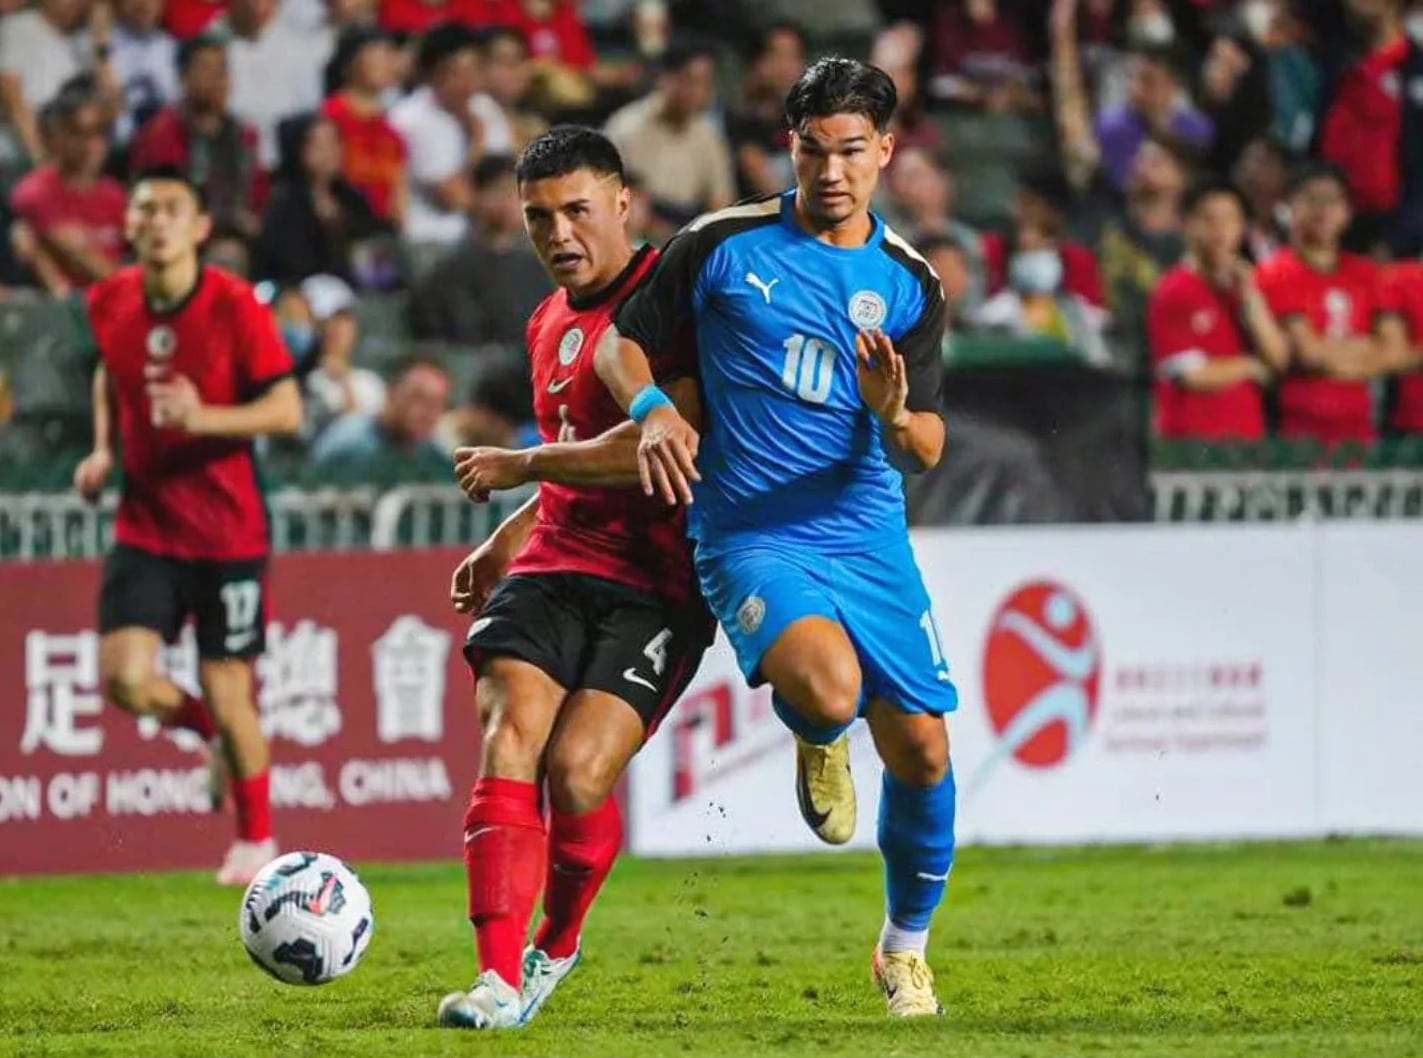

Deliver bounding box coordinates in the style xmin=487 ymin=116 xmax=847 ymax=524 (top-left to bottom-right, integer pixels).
xmin=616 ymin=183 xmax=630 ymax=222
xmin=878 ymin=130 xmax=895 ymax=172
xmin=194 ymin=211 xmax=214 ymax=246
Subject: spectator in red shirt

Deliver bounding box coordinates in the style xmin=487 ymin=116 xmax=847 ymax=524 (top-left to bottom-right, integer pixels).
xmin=321 ymin=27 xmax=407 ymax=224
xmin=1147 ymin=180 xmax=1287 ymax=441
xmin=928 ymin=0 xmax=1038 ymax=112
xmin=10 ymin=89 xmax=127 ymax=294
xmin=1319 ymin=0 xmax=1409 ymax=254
xmin=981 ymin=168 xmax=1103 ymax=306
xmin=163 ymin=0 xmax=228 ymax=39
xmin=1381 ymin=261 xmax=1423 ymax=432
xmin=505 ymin=0 xmax=594 ymax=71
xmin=129 ymin=35 xmax=265 ymax=239
xmin=377 ymin=0 xmax=512 ymax=38
xmin=1255 ymin=164 xmax=1410 ymax=443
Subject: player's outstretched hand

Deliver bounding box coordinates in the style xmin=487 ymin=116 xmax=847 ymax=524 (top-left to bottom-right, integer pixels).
xmin=454 ymin=447 xmax=528 ymax=502
xmin=638 ymin=403 xmax=700 ymax=506
xmin=73 ymin=448 xmax=113 ymax=504
xmin=450 ymin=538 xmax=508 ymax=614
xmin=145 ymin=367 xmax=202 ymax=430
xmin=855 ymin=329 xmax=909 ymax=428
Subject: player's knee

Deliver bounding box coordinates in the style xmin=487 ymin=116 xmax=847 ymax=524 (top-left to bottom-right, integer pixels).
xmin=888 ymin=738 xmax=949 ymax=789
xmin=101 ymin=664 xmax=153 ymax=714
xmin=480 ymin=706 xmax=547 ymax=779
xmin=798 ymin=655 xmax=861 ymax=729
xmin=544 ymin=741 xmax=619 ymax=815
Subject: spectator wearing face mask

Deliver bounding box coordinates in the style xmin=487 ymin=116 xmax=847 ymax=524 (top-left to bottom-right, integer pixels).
xmin=981 ymin=168 xmax=1103 ymax=306
xmin=283 ymin=273 xmax=387 ymax=440
xmin=971 ymin=224 xmax=1110 ymax=366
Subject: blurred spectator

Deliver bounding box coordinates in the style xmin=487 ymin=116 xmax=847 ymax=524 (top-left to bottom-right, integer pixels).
xmin=0 ymin=0 xmax=98 ymax=161
xmin=920 ymin=231 xmax=979 ymax=327
xmin=1233 ymin=135 xmax=1290 ymax=263
xmin=217 ymin=0 xmax=331 ymax=169
xmin=604 ymin=37 xmax=734 ymax=230
xmin=726 ymin=21 xmax=805 ymax=198
xmin=110 ymin=0 xmax=178 ymax=144
xmin=1197 ymin=30 xmax=1270 ymax=175
xmin=505 ymin=0 xmax=594 ymax=70
xmin=391 ymin=22 xmax=512 ymax=255
xmin=377 ymin=0 xmax=507 ymax=38
xmin=328 ymin=0 xmax=379 ymax=33
xmin=203 ymin=222 xmax=251 ymax=275
xmin=436 ymin=352 xmax=536 ymax=451
xmin=971 ymin=223 xmax=1110 ymax=364
xmin=312 ymin=353 xmax=450 ymax=468
xmin=1147 ymin=180 xmax=1287 ymax=440
xmin=1238 ymin=0 xmax=1321 ymax=155
xmin=10 ymin=89 xmax=125 ymax=293
xmin=256 ymin=113 xmax=386 ymax=284
xmin=164 ymin=0 xmax=227 ymax=39
xmin=744 ymin=0 xmax=881 ymax=52
xmin=927 ymin=0 xmax=1039 ymax=113
xmin=884 ymin=146 xmax=986 ymax=308
xmin=478 ymin=25 xmax=544 ymax=151
xmin=129 ymin=35 xmax=264 ymax=238
xmin=1097 ymin=136 xmax=1188 ymax=371
xmin=869 ymin=21 xmax=941 ymax=154
xmin=1319 ymin=0 xmax=1413 ymax=254
xmin=1256 ymin=163 xmax=1404 ymax=442
xmin=287 ymin=272 xmax=387 ymax=438
xmin=625 ymin=169 xmax=653 ymax=246
xmin=1382 ymin=259 xmax=1423 ymax=432
xmin=409 ymin=152 xmax=552 ymax=348
xmin=981 ymin=169 xmax=1103 ymax=305
xmin=322 ymin=26 xmax=406 ymax=224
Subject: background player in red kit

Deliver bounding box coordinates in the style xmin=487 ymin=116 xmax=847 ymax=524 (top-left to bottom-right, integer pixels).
xmin=1256 ymin=164 xmax=1408 ymax=443
xmin=72 ymin=167 xmax=302 ymax=885
xmin=1147 ymin=180 xmax=1287 ymax=440
xmin=435 ymin=127 xmax=708 ymax=1031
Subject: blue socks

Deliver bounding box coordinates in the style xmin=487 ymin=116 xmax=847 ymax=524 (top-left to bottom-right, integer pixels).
xmin=772 ymin=692 xmax=853 ymax=745
xmin=878 ymin=768 xmax=956 ymax=932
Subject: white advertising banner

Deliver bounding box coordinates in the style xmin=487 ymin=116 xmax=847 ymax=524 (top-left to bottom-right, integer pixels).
xmin=629 ymin=523 xmax=1421 ymax=856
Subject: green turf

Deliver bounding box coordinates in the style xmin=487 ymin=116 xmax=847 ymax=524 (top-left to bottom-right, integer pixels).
xmin=2 ymin=840 xmax=1422 ymax=1058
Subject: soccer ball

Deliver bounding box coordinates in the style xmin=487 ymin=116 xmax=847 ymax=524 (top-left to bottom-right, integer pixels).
xmin=239 ymin=851 xmax=374 ymax=986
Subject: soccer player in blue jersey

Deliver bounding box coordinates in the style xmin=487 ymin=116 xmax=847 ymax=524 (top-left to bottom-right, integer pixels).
xmin=595 ymin=57 xmax=956 ymax=1016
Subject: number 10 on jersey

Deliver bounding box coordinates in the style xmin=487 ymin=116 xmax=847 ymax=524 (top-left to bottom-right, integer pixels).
xmin=781 ymin=334 xmax=835 ymax=405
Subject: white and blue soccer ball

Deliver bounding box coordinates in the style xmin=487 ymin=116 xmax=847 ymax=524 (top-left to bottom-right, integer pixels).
xmin=239 ymin=851 xmax=374 ymax=986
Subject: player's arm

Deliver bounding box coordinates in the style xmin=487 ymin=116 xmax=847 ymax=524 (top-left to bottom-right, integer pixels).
xmin=1149 ymin=280 xmax=1273 ymax=391
xmin=148 ymin=372 xmax=302 ymax=437
xmin=1237 ymin=264 xmax=1289 ymax=375
xmin=451 ymin=493 xmax=538 ymax=614
xmin=1328 ymin=313 xmax=1420 ymax=379
xmin=454 ymin=380 xmax=702 ymax=498
xmin=74 ymin=361 xmax=115 ymax=502
xmin=860 ymin=279 xmax=949 ymax=472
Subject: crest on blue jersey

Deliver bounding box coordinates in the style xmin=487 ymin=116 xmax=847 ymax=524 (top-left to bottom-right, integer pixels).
xmin=848 ymin=291 xmax=887 ymax=330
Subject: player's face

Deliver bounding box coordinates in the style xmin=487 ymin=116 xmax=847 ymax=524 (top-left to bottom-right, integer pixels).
xmin=1187 ymin=193 xmax=1245 ymax=264
xmin=521 ymin=169 xmax=631 ymax=294
xmin=126 ymin=181 xmax=212 ymax=267
xmin=1290 ymin=177 xmax=1350 ymax=249
xmin=791 ymin=113 xmax=893 ymax=228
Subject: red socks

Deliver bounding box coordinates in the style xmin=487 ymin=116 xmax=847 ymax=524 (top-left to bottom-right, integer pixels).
xmin=533 ymin=798 xmax=623 ymax=960
xmin=462 ymin=778 xmax=547 ymax=986
xmin=232 ymin=771 xmax=272 ymax=842
xmin=166 ymin=694 xmax=217 ymax=740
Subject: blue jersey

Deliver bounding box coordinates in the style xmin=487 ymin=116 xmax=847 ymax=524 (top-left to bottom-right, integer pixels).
xmin=615 ymin=191 xmax=945 ymax=554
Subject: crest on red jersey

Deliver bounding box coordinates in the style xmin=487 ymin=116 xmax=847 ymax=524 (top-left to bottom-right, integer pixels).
xmin=146 ymin=325 xmax=177 ymax=361
xmin=558 ymin=327 xmax=585 ymax=366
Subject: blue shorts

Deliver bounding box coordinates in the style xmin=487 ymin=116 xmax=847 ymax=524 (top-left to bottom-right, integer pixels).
xmin=695 ymin=537 xmax=958 ymax=716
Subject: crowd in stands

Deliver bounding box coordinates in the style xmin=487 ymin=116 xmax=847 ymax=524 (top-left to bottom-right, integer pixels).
xmin=2 ymin=0 xmax=1423 ymax=475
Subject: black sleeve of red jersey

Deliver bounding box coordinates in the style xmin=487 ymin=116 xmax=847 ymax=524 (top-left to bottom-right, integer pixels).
xmin=613 ymin=226 xmax=705 ymax=373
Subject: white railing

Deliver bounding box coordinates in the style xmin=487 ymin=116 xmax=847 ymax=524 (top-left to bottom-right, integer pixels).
xmin=1150 ymin=470 xmax=1423 ymax=522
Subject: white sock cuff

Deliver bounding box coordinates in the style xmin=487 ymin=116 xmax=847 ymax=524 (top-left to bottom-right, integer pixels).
xmin=879 ymin=916 xmax=929 ymax=955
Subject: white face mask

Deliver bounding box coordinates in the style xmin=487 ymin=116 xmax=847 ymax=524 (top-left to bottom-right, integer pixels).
xmin=1009 ymin=250 xmax=1064 ymax=295
xmin=1242 ymin=0 xmax=1275 ymax=44
xmin=1130 ymin=12 xmax=1175 ymax=47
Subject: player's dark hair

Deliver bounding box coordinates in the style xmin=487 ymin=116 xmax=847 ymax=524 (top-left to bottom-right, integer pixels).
xmin=130 ymin=165 xmax=210 ymax=212
xmin=743 ymin=20 xmax=807 ymax=64
xmin=1286 ymin=160 xmax=1350 ymax=200
xmin=473 ymin=153 xmax=517 ymax=190
xmin=177 ymin=33 xmax=225 ymax=75
xmin=515 ymin=125 xmax=625 ymax=186
xmin=784 ymin=57 xmax=897 ymax=134
xmin=390 ymin=353 xmax=449 ymax=386
xmin=466 ymin=355 xmax=533 ymax=422
xmin=1182 ymin=178 xmax=1246 ymax=217
xmin=417 ymin=22 xmax=478 ymax=80
xmin=659 ymin=34 xmax=717 ymax=75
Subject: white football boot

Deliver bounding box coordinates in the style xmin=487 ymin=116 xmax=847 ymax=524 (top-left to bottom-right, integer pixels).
xmin=437 ymin=969 xmax=524 ymax=1029
xmin=794 ymin=734 xmax=856 ymax=844
xmin=519 ymin=945 xmax=582 ymax=1023
xmin=871 ymin=947 xmax=944 ymax=1017
xmin=215 ymin=836 xmax=278 ymax=886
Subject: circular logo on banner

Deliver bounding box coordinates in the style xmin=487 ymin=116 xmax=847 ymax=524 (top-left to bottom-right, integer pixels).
xmin=558 ymin=327 xmax=585 ymax=366
xmin=736 ymin=595 xmax=766 ymax=636
xmin=848 ymin=290 xmax=887 ymax=330
xmin=982 ymin=580 xmax=1101 ymax=768
xmin=146 ymin=325 xmax=177 ymax=361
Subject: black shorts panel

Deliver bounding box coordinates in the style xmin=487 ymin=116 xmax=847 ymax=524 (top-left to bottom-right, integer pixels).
xmin=464 ymin=573 xmax=710 ymax=731
xmin=99 ymin=544 xmax=268 ymax=659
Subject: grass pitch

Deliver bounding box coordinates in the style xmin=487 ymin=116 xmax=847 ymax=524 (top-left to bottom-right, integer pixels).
xmin=2 ymin=840 xmax=1421 ymax=1058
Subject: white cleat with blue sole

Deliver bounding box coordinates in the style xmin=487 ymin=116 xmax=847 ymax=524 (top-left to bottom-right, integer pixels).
xmin=436 ymin=969 xmax=523 ymax=1030
xmin=519 ymin=945 xmax=582 ymax=1023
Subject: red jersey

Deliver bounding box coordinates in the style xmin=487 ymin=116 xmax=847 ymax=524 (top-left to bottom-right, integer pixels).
xmin=507 ymin=246 xmax=699 ymax=604
xmin=1384 ymin=261 xmax=1423 ymax=432
xmin=376 ymin=0 xmax=514 ymax=35
xmin=10 ymin=167 xmax=127 ymax=286
xmin=1147 ymin=264 xmax=1265 ymax=440
xmin=88 ymin=266 xmax=293 ymax=560
xmin=1256 ymin=248 xmax=1382 ymax=442
xmin=1319 ymin=37 xmax=1408 ymax=215
xmin=505 ymin=0 xmax=595 ymax=70
xmin=321 ymin=94 xmax=406 ymax=221
xmin=163 ymin=0 xmax=226 ymax=38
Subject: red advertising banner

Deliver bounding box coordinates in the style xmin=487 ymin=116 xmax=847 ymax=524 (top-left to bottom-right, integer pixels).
xmin=0 ymin=548 xmax=485 ymax=876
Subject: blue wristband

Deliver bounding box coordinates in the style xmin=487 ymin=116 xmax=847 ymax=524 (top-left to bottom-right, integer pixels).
xmin=629 ymin=384 xmax=672 ymax=424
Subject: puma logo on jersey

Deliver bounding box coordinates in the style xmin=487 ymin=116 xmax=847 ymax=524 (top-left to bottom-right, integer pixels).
xmin=745 ymin=271 xmax=780 ymax=303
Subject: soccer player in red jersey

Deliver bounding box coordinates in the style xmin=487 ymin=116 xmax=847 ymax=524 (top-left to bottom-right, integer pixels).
xmin=72 ymin=167 xmax=302 ymax=885
xmin=1382 ymin=260 xmax=1423 ymax=432
xmin=435 ymin=127 xmax=709 ymax=1030
xmin=1256 ymin=163 xmax=1409 ymax=443
xmin=1147 ymin=180 xmax=1287 ymax=440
